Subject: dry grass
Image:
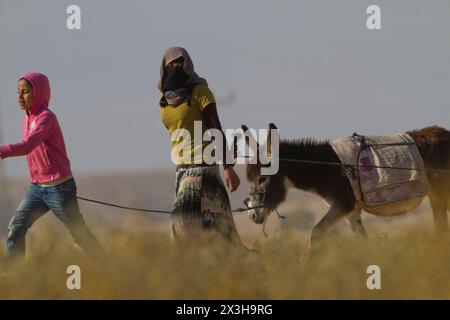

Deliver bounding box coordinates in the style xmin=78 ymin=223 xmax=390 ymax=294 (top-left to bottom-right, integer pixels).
xmin=0 ymin=205 xmax=449 ymax=300
xmin=0 ymin=173 xmax=448 ymax=299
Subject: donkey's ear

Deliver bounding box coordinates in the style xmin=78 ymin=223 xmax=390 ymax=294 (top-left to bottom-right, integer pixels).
xmin=241 ymin=125 xmax=251 ymax=147
xmin=241 ymin=124 xmax=259 ymax=155
xmin=266 ymin=123 xmax=279 ymax=156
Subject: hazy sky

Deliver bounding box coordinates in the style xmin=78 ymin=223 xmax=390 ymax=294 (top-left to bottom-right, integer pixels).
xmin=1 ymin=0 xmax=449 ymax=175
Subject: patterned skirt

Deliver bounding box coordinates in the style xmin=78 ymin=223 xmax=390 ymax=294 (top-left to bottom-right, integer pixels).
xmin=171 ymin=165 xmax=241 ymax=247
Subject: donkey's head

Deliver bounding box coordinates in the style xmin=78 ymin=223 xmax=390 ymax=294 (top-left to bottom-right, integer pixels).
xmin=241 ymin=123 xmax=287 ymax=224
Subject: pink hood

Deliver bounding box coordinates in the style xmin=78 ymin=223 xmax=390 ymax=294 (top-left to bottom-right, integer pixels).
xmin=0 ymin=72 xmax=73 ymax=183
xmin=24 ymin=72 xmax=51 ymax=114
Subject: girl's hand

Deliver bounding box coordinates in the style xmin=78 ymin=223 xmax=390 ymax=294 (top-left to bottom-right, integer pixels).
xmin=223 ymin=166 xmax=240 ymax=192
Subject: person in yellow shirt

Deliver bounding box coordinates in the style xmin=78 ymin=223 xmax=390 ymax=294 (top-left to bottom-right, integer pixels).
xmin=158 ymin=47 xmax=242 ymax=248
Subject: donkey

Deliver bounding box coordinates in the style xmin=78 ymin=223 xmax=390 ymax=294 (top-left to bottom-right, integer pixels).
xmin=241 ymin=124 xmax=450 ymax=249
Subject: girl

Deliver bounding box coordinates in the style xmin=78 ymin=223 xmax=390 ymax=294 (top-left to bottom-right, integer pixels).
xmin=0 ymin=72 xmax=101 ymax=260
xmin=158 ymin=47 xmax=242 ymax=248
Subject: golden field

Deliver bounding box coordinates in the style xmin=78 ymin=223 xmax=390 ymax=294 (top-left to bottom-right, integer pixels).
xmin=0 ymin=167 xmax=449 ymax=299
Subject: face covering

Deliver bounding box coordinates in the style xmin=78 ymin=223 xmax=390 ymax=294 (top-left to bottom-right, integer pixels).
xmin=162 ymin=67 xmax=190 ymax=91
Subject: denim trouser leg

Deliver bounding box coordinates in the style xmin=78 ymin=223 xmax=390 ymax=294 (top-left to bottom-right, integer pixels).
xmin=6 ymin=178 xmax=102 ymax=261
xmin=7 ymin=185 xmax=49 ymax=260
xmin=42 ymin=179 xmax=102 ymax=258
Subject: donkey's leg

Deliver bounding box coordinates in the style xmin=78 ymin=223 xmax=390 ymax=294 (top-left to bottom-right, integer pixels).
xmin=346 ymin=210 xmax=368 ymax=237
xmin=310 ymin=205 xmax=347 ymax=252
xmin=429 ymin=193 xmax=449 ymax=235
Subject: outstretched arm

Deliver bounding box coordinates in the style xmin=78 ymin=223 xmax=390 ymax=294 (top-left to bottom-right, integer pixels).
xmin=0 ymin=114 xmax=55 ymax=159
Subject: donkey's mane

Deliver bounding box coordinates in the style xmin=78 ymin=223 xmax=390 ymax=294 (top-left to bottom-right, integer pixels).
xmin=279 ymin=138 xmax=338 ymax=161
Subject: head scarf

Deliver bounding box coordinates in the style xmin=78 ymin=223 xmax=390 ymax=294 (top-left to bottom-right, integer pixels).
xmin=19 ymin=72 xmax=51 ymax=114
xmin=157 ymin=47 xmax=207 ymax=106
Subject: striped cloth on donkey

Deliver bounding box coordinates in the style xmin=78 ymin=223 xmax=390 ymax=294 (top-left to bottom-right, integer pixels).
xmin=330 ymin=133 xmax=428 ymax=211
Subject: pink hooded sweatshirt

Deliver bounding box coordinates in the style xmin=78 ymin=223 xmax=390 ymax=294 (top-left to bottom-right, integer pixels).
xmin=0 ymin=72 xmax=72 ymax=184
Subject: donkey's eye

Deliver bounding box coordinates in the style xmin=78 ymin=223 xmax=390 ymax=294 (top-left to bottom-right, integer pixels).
xmin=258 ymin=176 xmax=268 ymax=184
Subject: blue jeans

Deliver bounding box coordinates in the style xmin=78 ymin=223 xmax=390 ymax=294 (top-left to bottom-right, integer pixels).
xmin=6 ymin=178 xmax=101 ymax=260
